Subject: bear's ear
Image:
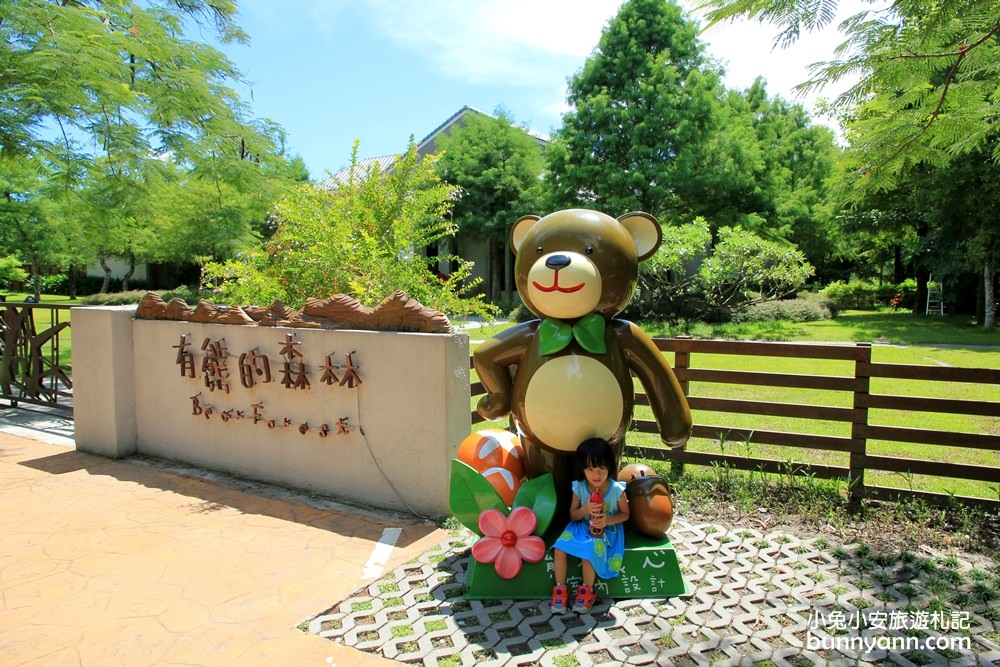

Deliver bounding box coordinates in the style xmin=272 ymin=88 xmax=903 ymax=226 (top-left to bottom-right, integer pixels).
xmin=618 ymin=211 xmax=662 ymax=262
xmin=509 ymin=215 xmax=540 ymax=255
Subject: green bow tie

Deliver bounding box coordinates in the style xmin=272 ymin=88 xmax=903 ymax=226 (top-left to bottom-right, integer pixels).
xmin=538 ymin=313 xmax=607 ymax=355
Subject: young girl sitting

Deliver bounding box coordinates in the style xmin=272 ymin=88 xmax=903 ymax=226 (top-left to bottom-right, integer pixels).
xmin=550 ymin=437 xmax=629 ymax=614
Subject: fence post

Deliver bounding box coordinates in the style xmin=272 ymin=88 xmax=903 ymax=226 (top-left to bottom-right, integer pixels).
xmin=671 ymin=335 xmax=692 ymax=478
xmin=849 ymin=342 xmax=872 ymax=512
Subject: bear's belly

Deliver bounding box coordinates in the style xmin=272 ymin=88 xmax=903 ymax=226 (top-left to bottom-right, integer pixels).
xmin=522 ymin=356 xmax=624 ymax=452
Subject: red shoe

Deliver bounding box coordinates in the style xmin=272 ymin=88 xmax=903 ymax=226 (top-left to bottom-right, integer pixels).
xmin=550 ymin=584 xmax=568 ymax=615
xmin=573 ymin=584 xmax=597 ymax=613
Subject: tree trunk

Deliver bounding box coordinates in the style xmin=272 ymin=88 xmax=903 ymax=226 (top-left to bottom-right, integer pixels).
xmin=893 ymin=245 xmax=905 ymax=285
xmin=912 ymin=266 xmax=930 ymax=316
xmin=122 ymin=252 xmax=136 ymax=292
xmin=99 ymin=256 xmax=112 ymax=294
xmin=31 ymin=264 xmax=40 ymax=302
xmin=10 ymin=213 xmax=42 ymax=300
xmin=67 ymin=268 xmax=78 ymax=300
xmin=985 ymin=260 xmax=996 ymax=329
xmin=489 ymin=238 xmax=505 ymax=302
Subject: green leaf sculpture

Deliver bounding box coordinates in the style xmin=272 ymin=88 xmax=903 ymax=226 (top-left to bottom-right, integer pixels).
xmin=512 ymin=473 xmax=556 ymax=536
xmin=449 ymin=459 xmax=508 ymax=535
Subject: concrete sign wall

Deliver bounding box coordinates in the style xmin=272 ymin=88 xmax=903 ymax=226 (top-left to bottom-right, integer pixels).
xmin=72 ymin=306 xmax=471 ymax=518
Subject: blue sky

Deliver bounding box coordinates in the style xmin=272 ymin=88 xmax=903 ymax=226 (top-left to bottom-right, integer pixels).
xmin=216 ymin=0 xmax=859 ymax=180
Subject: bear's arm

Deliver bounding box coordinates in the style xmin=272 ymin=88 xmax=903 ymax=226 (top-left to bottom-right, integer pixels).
xmin=615 ymin=321 xmax=692 ymax=448
xmin=472 ymin=322 xmax=536 ymax=420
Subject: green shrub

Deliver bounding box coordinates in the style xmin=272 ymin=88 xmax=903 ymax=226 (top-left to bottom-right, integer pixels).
xmin=80 ymin=286 xmax=201 ymax=306
xmin=80 ymin=290 xmax=151 ymax=306
xmin=0 ymin=255 xmax=28 ymax=289
xmin=820 ymin=279 xmax=917 ymax=311
xmin=731 ymin=297 xmax=833 ymax=323
xmin=508 ymin=303 xmax=536 ymax=322
xmin=202 ymin=141 xmax=497 ymax=320
xmin=39 ymin=273 xmax=69 ymax=294
xmin=160 ymin=285 xmax=202 ymax=304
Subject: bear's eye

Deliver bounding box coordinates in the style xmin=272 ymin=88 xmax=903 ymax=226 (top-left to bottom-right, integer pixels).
xmin=585 ymin=245 xmax=594 ymax=255
xmin=535 ymin=246 xmax=544 ymax=255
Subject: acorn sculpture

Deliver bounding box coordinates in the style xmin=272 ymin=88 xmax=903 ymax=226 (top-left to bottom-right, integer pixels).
xmin=619 ymin=463 xmax=674 ymax=537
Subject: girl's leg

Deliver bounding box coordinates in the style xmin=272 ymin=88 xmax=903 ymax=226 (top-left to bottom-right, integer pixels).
xmin=553 ymin=549 xmax=567 ymax=584
xmin=581 ymin=559 xmax=596 ymax=587
xmin=550 ymin=549 xmax=570 ymax=614
xmin=573 ymin=559 xmax=598 ymax=613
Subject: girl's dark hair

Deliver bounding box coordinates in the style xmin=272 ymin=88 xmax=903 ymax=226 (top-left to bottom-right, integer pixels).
xmin=575 ymin=437 xmax=617 ymax=479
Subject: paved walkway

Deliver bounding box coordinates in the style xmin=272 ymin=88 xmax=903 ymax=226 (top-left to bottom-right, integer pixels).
xmin=0 ymin=407 xmax=448 ymax=666
xmin=307 ymin=524 xmax=1000 ymax=665
xmin=1 ymin=405 xmax=998 ymax=666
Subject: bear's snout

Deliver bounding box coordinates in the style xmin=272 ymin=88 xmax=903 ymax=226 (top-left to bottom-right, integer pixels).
xmin=545 ymin=254 xmax=571 ymax=270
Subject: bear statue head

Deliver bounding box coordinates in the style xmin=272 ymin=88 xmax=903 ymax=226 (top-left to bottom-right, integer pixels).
xmin=510 ymin=209 xmax=662 ymax=320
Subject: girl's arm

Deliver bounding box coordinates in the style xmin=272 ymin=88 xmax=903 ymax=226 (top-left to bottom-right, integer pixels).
xmin=605 ymin=493 xmax=630 ymax=526
xmin=568 ymin=493 xmax=588 ymax=522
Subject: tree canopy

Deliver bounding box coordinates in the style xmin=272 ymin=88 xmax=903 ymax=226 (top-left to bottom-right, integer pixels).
xmin=546 ymin=0 xmax=838 ymax=266
xmin=547 ymin=0 xmax=729 ymax=219
xmin=435 ymin=109 xmax=546 ymax=301
xmin=701 ymin=0 xmax=1000 ymax=194
xmin=0 ymin=0 xmax=297 ymax=295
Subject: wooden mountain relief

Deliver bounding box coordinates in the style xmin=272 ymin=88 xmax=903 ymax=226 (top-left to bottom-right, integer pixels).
xmin=135 ymin=291 xmax=452 ymax=333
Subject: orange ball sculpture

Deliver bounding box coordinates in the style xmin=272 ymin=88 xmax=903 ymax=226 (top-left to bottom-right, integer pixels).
xmin=457 ymin=429 xmax=526 ymax=506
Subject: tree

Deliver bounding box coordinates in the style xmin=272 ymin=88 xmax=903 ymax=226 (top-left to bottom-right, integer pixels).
xmin=0 ymin=255 xmax=28 ymax=290
xmin=698 ymin=226 xmax=815 ymax=308
xmin=0 ymin=157 xmax=68 ymax=299
xmin=546 ymin=0 xmax=734 ymax=219
xmin=626 ymin=218 xmax=814 ymax=320
xmin=913 ymin=150 xmax=1000 ymax=327
xmin=701 ymin=0 xmax=1000 ymax=194
xmin=736 ymin=80 xmax=841 ymax=265
xmin=435 ymin=109 xmax=546 ymax=302
xmin=1 ymin=0 xmax=290 ymax=289
xmin=202 ymin=141 xmax=498 ymax=319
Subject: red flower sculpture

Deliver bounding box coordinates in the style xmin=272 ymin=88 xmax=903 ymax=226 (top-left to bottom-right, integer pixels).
xmin=471 ymin=507 xmax=545 ymax=579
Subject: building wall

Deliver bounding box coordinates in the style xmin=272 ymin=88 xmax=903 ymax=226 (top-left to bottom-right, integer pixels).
xmin=72 ymin=306 xmax=471 ymax=518
xmin=86 ymin=258 xmax=149 ymax=282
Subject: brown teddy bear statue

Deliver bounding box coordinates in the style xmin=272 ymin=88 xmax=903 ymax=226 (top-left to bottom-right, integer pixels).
xmin=473 ymin=209 xmax=692 ymax=529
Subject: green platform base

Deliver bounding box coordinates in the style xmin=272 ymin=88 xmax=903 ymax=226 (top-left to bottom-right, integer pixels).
xmin=465 ymin=530 xmax=689 ymax=600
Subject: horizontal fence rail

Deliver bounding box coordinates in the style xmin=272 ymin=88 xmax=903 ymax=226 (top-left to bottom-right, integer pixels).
xmin=0 ymin=302 xmax=74 ymax=413
xmin=471 ymin=337 xmax=1000 ymax=510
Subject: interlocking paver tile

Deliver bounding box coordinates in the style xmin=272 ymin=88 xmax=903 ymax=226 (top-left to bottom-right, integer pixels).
xmin=306 ymin=520 xmax=1000 ymax=666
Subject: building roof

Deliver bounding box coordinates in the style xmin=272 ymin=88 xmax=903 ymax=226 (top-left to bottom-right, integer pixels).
xmin=417 ymin=105 xmax=549 ymax=156
xmin=314 ymin=154 xmax=398 ymax=191
xmin=316 ymin=106 xmax=548 ymax=190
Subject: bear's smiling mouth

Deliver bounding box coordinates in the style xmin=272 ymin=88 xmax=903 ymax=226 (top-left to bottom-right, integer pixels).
xmin=532 ymin=270 xmax=585 ymax=293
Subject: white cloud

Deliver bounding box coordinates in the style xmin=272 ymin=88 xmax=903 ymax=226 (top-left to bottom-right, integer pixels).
xmin=346 ymin=0 xmax=865 ymax=132
xmin=360 ymin=0 xmax=624 ymax=86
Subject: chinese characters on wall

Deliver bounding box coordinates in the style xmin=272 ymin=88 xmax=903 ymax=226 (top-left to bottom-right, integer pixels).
xmin=173 ymin=332 xmax=363 ymax=439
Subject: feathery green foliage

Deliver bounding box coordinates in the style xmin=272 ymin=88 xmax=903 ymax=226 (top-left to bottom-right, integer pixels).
xmin=202 ymin=141 xmax=498 ymax=319
xmin=701 ymin=0 xmax=1000 ymax=194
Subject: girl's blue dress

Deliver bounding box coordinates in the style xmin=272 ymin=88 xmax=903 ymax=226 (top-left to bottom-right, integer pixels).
xmin=552 ymin=479 xmax=626 ymax=579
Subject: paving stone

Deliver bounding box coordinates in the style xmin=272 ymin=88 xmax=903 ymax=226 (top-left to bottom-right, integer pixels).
xmin=306 ymin=518 xmax=1000 ymax=665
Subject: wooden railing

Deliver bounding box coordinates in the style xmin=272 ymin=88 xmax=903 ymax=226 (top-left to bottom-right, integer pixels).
xmin=0 ymin=302 xmax=73 ymax=412
xmin=471 ymin=338 xmax=1000 ymax=509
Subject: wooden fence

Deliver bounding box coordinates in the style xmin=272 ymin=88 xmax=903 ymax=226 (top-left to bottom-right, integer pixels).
xmin=471 ymin=338 xmax=1000 ymax=509
xmin=0 ymin=302 xmax=73 ymax=412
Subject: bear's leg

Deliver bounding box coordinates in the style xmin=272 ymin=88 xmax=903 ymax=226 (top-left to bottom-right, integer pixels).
xmin=519 ymin=434 xmax=575 ymax=528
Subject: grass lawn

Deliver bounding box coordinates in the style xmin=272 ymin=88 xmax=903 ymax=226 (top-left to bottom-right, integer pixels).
xmin=469 ymin=310 xmax=1000 ymax=502
xmin=5 ymin=295 xmax=997 ymax=500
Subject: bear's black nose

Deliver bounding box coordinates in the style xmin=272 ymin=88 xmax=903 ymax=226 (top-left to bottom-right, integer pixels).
xmin=545 ymin=254 xmax=571 ymax=270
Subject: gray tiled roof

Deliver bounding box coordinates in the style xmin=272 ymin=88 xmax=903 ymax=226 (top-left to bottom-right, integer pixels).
xmin=315 ymin=154 xmax=398 ymax=191
xmin=316 ymin=106 xmax=548 ymax=190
